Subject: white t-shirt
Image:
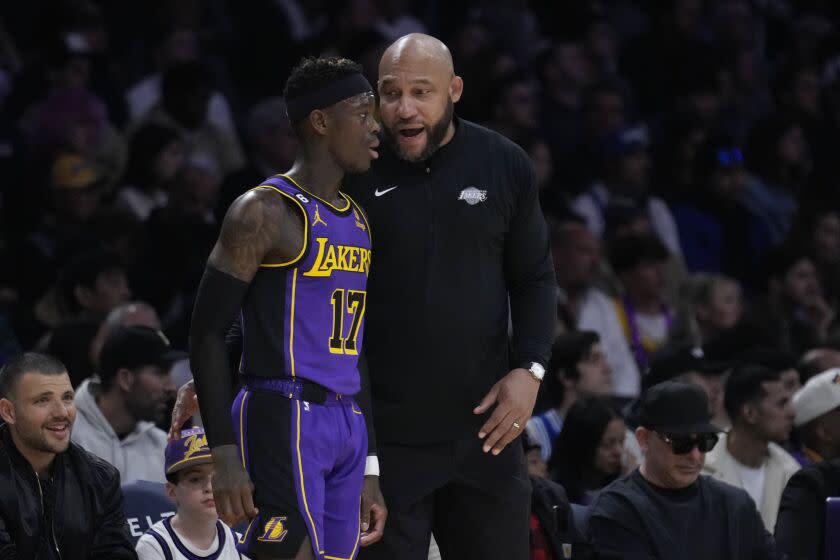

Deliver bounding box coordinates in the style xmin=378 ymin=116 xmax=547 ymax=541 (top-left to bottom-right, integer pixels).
xmin=577 ymin=288 xmax=641 ymax=397
xmin=634 ymin=312 xmax=669 ymax=346
xmin=135 ymin=517 xmax=249 ymax=560
xmin=735 ymin=462 xmax=766 ymax=510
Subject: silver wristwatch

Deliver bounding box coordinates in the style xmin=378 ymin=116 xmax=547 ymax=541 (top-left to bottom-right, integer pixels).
xmin=525 ymin=362 xmax=545 ymax=382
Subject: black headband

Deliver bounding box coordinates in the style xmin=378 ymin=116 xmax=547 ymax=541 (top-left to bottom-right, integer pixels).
xmin=286 ymin=73 xmax=374 ymax=124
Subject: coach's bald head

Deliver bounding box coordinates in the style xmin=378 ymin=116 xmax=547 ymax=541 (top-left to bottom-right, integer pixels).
xmin=377 ymin=34 xmax=463 ymax=162
xmin=380 ymin=33 xmax=455 ymax=78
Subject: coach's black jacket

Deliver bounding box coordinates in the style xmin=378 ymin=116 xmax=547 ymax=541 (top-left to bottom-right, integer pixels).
xmin=0 ymin=423 xmax=136 ymax=559
xmin=344 ymin=116 xmax=556 ymax=446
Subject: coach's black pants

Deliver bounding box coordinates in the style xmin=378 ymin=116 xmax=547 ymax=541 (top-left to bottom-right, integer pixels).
xmin=358 ymin=437 xmax=531 ymax=560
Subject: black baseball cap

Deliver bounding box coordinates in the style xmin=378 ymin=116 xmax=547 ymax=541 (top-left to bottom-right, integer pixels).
xmin=99 ymin=326 xmax=186 ymax=379
xmin=636 ymin=381 xmax=721 ymax=435
xmin=642 ymin=346 xmax=731 ymax=392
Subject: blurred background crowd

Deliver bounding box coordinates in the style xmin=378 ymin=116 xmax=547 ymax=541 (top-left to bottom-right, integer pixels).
xmin=3 ymin=0 xmax=840 ymax=556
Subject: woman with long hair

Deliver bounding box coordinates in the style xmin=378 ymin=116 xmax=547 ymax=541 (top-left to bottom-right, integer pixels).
xmin=115 ymin=123 xmax=185 ymax=220
xmin=549 ymin=395 xmax=625 ymax=504
xmin=669 ymin=273 xmax=743 ymax=348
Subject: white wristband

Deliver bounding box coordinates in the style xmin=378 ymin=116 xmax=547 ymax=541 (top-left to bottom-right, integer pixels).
xmin=364 ymin=455 xmax=380 ymax=476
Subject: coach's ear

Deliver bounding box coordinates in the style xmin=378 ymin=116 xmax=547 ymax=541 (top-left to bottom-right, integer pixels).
xmin=309 ymin=109 xmax=330 ymax=136
xmin=449 ymin=75 xmax=463 ymax=104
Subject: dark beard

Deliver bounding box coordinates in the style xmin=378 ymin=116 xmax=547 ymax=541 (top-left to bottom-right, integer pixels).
xmin=384 ymin=99 xmax=454 ymax=163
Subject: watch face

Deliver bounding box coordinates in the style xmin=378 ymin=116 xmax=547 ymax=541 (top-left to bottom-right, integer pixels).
xmin=530 ymin=363 xmax=545 ymax=379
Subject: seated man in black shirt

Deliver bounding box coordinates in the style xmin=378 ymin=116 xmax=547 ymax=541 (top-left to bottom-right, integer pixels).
xmin=587 ymin=381 xmax=781 ymax=560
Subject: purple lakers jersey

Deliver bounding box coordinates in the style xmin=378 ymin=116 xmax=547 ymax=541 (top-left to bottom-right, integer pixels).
xmin=238 ymin=175 xmax=371 ymax=395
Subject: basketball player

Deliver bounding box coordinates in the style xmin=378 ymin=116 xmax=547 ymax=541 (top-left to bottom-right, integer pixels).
xmin=188 ymin=57 xmax=381 ymax=560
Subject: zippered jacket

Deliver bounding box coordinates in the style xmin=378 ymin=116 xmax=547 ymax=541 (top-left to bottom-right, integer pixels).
xmin=0 ymin=423 xmax=136 ymax=559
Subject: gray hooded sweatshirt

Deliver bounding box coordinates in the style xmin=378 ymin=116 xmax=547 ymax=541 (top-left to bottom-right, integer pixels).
xmin=71 ymin=378 xmax=167 ymax=483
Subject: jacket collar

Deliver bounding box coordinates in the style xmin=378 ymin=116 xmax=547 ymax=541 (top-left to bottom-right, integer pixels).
xmin=0 ymin=422 xmax=64 ymax=480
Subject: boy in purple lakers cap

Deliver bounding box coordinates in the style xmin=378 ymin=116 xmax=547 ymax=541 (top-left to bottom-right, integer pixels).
xmin=135 ymin=428 xmax=249 ymax=560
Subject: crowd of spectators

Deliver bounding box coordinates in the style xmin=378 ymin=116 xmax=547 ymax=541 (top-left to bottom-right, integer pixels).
xmin=4 ymin=1 xmax=840 ymax=558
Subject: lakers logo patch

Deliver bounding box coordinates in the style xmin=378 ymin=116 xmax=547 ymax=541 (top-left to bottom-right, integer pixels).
xmin=353 ymin=208 xmax=367 ymax=231
xmin=458 ymin=186 xmax=487 ymax=205
xmin=258 ymin=516 xmax=289 ymax=542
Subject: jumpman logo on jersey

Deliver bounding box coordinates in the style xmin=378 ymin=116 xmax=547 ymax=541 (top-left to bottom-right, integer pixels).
xmin=313 ymin=203 xmax=327 ymax=227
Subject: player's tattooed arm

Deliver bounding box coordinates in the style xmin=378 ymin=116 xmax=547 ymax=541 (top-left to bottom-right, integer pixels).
xmin=208 ymin=189 xmax=302 ymax=281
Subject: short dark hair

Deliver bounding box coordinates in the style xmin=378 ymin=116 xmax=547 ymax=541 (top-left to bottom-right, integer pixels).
xmin=724 ymin=365 xmax=782 ymax=422
xmin=59 ymin=248 xmax=125 ymax=314
xmin=283 ymin=57 xmax=364 ymax=133
xmin=545 ymin=331 xmax=601 ymax=405
xmin=549 ymin=395 xmax=622 ymax=503
xmin=0 ymin=353 xmax=67 ymax=399
xmin=548 ymin=213 xmax=588 ymax=247
xmin=165 ymin=466 xmax=201 ymax=485
xmin=608 ymin=233 xmax=669 ymax=274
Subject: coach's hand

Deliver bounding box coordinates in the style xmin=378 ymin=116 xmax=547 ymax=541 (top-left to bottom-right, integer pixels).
xmin=168 ymin=379 xmax=199 ymax=441
xmin=360 ymin=475 xmax=387 ymax=546
xmin=211 ymin=445 xmax=259 ymax=526
xmin=474 ymin=368 xmax=539 ymax=455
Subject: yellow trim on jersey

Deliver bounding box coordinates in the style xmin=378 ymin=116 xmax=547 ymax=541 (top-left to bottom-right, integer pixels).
xmin=295 ymin=399 xmax=322 ymax=552
xmin=239 ymin=390 xmax=250 ymax=468
xmin=323 ymin=495 xmax=361 ymax=560
xmin=289 ymin=269 xmax=298 ymax=379
xmin=250 ymin=185 xmax=309 ymax=268
xmin=280 ymin=174 xmax=351 ymax=213
xmin=238 ymin=517 xmax=256 ymax=546
xmin=236 ymin=390 xmax=255 ymax=546
xmin=344 ymin=193 xmax=372 ymax=246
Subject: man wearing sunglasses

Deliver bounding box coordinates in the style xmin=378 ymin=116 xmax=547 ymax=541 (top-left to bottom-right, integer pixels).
xmin=587 ymin=381 xmax=781 ymax=559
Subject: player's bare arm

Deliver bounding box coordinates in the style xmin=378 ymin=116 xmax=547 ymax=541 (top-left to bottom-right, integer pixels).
xmin=189 ymin=188 xmax=304 ymax=527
